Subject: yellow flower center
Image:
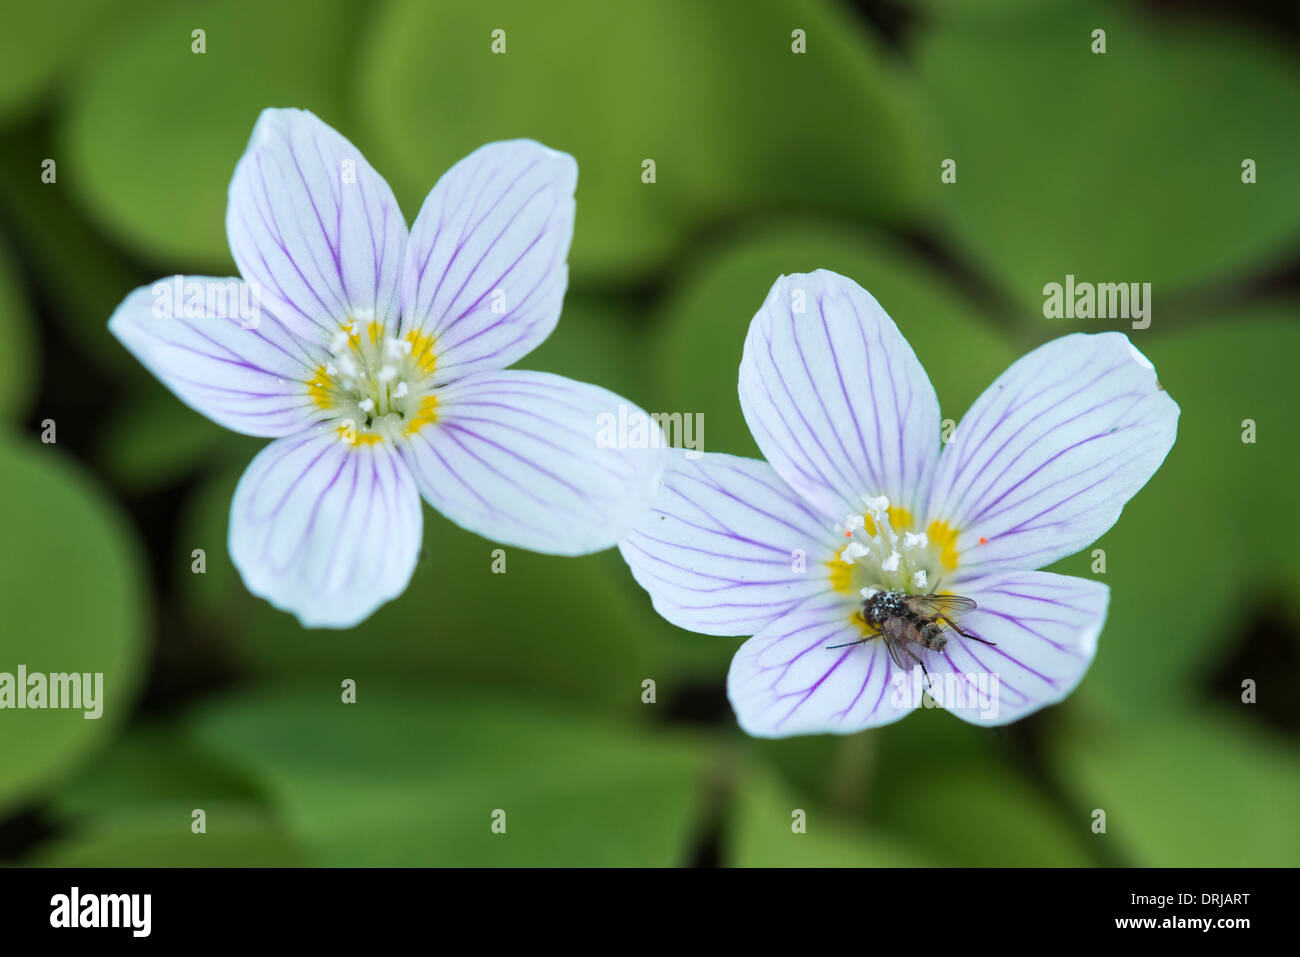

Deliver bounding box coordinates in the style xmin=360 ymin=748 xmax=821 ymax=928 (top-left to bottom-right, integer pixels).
xmin=826 ymin=495 xmax=962 ymax=597
xmin=307 ymin=320 xmax=440 ymax=443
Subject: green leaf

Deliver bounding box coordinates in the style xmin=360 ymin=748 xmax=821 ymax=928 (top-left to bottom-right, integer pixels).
xmin=0 ymin=125 xmax=147 ymax=378
xmin=650 ymin=218 xmax=1018 ymax=459
xmin=0 ymin=0 xmax=114 ymax=123
xmin=93 ymin=382 xmax=233 ymax=492
xmin=46 ymin=724 xmax=263 ymax=823
xmin=916 ymin=0 xmax=1300 ymax=313
xmin=358 ymin=0 xmax=934 ymax=284
xmin=0 ymin=237 xmax=37 ymax=422
xmin=193 ymin=687 xmax=710 ymax=866
xmin=515 ymin=293 xmax=652 ymax=407
xmin=736 ymin=712 xmax=1087 ymax=866
xmin=866 ymin=706 xmax=1094 ymax=865
xmin=1055 ymin=711 xmax=1300 ymax=867
xmin=61 ymin=0 xmax=368 ymax=268
xmin=727 ymin=759 xmax=934 ymax=866
xmin=0 ymin=435 xmax=148 ymax=814
xmin=31 ymin=802 xmax=307 ymax=867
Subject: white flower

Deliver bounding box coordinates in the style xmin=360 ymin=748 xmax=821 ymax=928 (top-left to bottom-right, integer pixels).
xmin=619 ymin=270 xmax=1178 ymax=735
xmin=110 ymin=109 xmax=665 ymax=628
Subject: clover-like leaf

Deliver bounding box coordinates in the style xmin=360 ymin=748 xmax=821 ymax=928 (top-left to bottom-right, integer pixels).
xmin=193 ymin=687 xmax=710 ymax=866
xmin=916 ymin=0 xmax=1300 ymax=312
xmin=0 ymin=435 xmax=148 ymax=815
xmin=359 ymin=0 xmax=935 ymax=283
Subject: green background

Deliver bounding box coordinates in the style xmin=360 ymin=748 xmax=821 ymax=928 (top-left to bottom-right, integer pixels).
xmin=0 ymin=0 xmax=1297 ymax=867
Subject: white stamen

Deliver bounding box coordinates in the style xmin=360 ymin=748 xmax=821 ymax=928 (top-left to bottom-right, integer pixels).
xmin=863 ymin=494 xmax=890 ymax=514
xmin=358 ymin=398 xmax=375 ymax=413
xmin=385 ymin=338 xmax=405 ymax=359
xmin=325 ymin=363 xmax=338 ymax=376
xmin=330 ymin=331 xmax=350 ymax=353
xmin=840 ymin=542 xmax=869 ymax=565
xmin=912 ymin=570 xmax=928 ymax=590
xmin=842 ymin=513 xmax=865 ymax=532
xmin=902 ymin=531 xmax=929 ymax=551
xmin=337 ymin=355 xmax=358 ymax=378
xmin=881 ymin=550 xmax=901 ymax=572
xmin=859 ymin=586 xmax=880 ymax=600
xmin=391 ymin=382 xmax=409 ymax=399
xmin=378 ymin=365 xmax=397 ymax=383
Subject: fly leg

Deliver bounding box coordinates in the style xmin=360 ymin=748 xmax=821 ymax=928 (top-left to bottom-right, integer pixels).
xmin=829 ymin=613 xmax=875 ymax=650
xmin=826 ymin=637 xmax=869 ymax=650
xmin=941 ymin=616 xmax=996 ymax=646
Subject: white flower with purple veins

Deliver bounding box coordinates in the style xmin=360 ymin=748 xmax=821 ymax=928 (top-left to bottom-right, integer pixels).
xmin=110 ymin=108 xmax=664 ymax=628
xmin=620 ymin=270 xmax=1178 ymax=736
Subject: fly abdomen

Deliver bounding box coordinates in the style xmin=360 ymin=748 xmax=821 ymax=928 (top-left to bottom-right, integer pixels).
xmin=918 ymin=619 xmax=947 ymax=651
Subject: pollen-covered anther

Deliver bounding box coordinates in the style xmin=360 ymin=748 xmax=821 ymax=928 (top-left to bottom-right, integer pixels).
xmin=384 ymin=337 xmax=413 ymax=359
xmin=840 ymin=541 xmax=869 ymax=565
xmin=902 ymin=531 xmax=928 ymax=552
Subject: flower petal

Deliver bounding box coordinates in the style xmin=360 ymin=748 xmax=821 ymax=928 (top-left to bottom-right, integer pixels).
xmin=738 ymin=270 xmax=941 ymax=521
xmin=109 ymin=277 xmax=325 ymax=437
xmin=227 ymin=108 xmax=408 ymax=342
xmin=230 ymin=426 xmax=422 ymax=628
xmin=922 ymin=571 xmax=1108 ymax=726
xmin=928 ymin=333 xmax=1178 ymax=580
xmin=727 ymin=595 xmax=916 ymax=737
xmin=619 ymin=451 xmax=837 ymax=637
xmin=399 ymin=140 xmax=577 ymax=385
xmin=400 ymin=370 xmax=663 ymax=555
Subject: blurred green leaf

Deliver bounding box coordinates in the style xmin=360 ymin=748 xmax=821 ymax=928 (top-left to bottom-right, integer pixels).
xmin=651 ymin=218 xmax=1018 ymax=458
xmin=61 ymin=0 xmax=366 ymax=268
xmin=0 ymin=435 xmax=148 ymax=814
xmin=1055 ymin=711 xmax=1300 ymax=866
xmin=0 ymin=0 xmax=114 ymax=123
xmin=359 ymin=0 xmax=935 ymax=284
xmin=193 ymin=686 xmax=710 ymax=866
xmin=47 ymin=723 xmax=263 ymax=822
xmin=32 ymin=802 xmax=306 ymax=867
xmin=94 ymin=381 xmax=234 ymax=492
xmin=727 ymin=759 xmax=934 ymax=866
xmin=916 ymin=0 xmax=1300 ymax=313
xmin=516 ymin=293 xmax=652 ymax=408
xmin=868 ymin=707 xmax=1093 ymax=865
xmin=0 ymin=237 xmax=37 ymax=422
xmin=0 ymin=125 xmax=150 ymax=378
xmin=738 ymin=709 xmax=1088 ymax=866
xmin=1045 ymin=307 xmax=1300 ymax=718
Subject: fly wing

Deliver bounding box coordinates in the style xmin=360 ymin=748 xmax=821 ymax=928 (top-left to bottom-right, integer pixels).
xmin=880 ymin=616 xmax=927 ymax=671
xmin=903 ymin=594 xmax=977 ymax=619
